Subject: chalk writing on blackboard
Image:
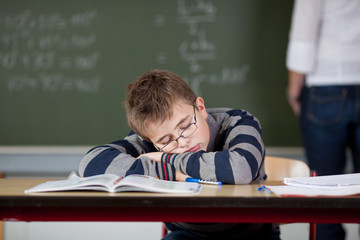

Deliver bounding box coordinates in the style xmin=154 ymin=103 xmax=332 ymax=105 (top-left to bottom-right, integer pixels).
xmin=179 ymin=30 xmax=216 ymax=62
xmin=0 ymin=10 xmax=101 ymax=94
xmin=176 ymin=0 xmax=250 ymax=95
xmin=7 ymin=74 xmax=101 ymax=93
xmin=184 ymin=65 xmax=250 ymax=95
xmin=177 ymin=0 xmax=217 ymax=73
xmin=153 ymin=0 xmax=251 ymax=95
xmin=154 ymin=0 xmax=251 ymax=95
xmin=177 ymin=0 xmax=217 ymax=24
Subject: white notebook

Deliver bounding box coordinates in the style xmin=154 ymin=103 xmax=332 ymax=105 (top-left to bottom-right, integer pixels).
xmin=266 ymin=173 xmax=360 ymax=197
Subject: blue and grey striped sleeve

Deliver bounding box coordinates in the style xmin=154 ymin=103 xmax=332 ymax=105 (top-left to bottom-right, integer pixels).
xmin=160 ymin=109 xmax=265 ymax=184
xmin=78 ymin=133 xmax=176 ymax=180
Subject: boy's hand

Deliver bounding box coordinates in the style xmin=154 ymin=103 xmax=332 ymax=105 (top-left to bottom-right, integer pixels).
xmin=175 ymin=170 xmax=190 ymax=182
xmin=138 ymin=153 xmax=190 ymax=181
xmin=138 ymin=152 xmax=162 ymax=162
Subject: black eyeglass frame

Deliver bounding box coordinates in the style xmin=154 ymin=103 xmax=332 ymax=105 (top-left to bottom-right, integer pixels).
xmin=154 ymin=106 xmax=198 ymax=152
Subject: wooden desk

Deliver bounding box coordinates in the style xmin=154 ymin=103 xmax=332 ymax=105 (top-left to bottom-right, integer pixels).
xmin=0 ymin=179 xmax=359 ymax=223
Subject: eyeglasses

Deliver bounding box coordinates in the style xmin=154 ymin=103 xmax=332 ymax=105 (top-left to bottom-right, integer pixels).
xmin=155 ymin=106 xmax=198 ymax=152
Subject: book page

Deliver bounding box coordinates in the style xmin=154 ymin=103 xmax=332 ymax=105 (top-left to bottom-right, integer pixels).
xmin=25 ymin=172 xmax=120 ymax=193
xmin=114 ymin=175 xmax=202 ymax=193
xmin=284 ymin=173 xmax=360 ymax=188
xmin=25 ymin=173 xmax=202 ymax=194
xmin=266 ymin=185 xmax=360 ymax=197
xmin=265 ymin=173 xmax=360 ymax=197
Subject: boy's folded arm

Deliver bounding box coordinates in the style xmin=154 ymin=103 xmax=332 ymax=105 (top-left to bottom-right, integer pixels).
xmin=125 ymin=155 xmax=176 ymax=181
xmin=161 ymin=150 xmax=263 ymax=184
xmin=160 ymin=130 xmax=265 ymax=184
xmin=79 ymin=144 xmax=137 ymax=177
xmin=78 ymin=139 xmax=176 ymax=181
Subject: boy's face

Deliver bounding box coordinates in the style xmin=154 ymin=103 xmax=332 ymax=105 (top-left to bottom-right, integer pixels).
xmin=147 ymin=97 xmax=210 ymax=154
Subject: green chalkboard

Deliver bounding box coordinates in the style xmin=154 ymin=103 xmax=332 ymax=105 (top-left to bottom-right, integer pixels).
xmin=0 ymin=0 xmax=300 ymax=146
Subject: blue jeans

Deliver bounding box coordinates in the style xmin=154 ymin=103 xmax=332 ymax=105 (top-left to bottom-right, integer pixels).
xmin=300 ymin=85 xmax=360 ymax=240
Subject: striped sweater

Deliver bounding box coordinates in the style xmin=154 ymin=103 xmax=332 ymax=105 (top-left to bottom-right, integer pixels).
xmin=79 ymin=108 xmax=266 ymax=184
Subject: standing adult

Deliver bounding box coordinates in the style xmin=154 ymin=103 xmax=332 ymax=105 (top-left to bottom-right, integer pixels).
xmin=286 ymin=0 xmax=360 ymax=239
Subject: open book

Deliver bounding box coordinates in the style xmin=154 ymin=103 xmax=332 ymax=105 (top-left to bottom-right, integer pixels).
xmin=265 ymin=173 xmax=360 ymax=197
xmin=25 ymin=172 xmax=202 ymax=194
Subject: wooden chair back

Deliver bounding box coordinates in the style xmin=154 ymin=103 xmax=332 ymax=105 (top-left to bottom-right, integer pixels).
xmin=265 ymin=156 xmax=310 ymax=180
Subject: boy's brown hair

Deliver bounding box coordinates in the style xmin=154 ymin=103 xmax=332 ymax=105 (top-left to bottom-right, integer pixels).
xmin=125 ymin=69 xmax=197 ymax=141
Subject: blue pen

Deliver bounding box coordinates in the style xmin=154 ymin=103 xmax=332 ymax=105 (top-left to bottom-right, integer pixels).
xmin=258 ymin=185 xmax=271 ymax=193
xmin=185 ymin=178 xmax=222 ymax=185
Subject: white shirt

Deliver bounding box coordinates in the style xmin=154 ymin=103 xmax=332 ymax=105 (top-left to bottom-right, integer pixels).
xmin=286 ymin=0 xmax=360 ymax=87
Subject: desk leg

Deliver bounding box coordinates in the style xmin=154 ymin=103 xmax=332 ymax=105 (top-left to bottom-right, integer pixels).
xmin=309 ymin=222 xmax=316 ymax=240
xmin=309 ymin=171 xmax=317 ymax=240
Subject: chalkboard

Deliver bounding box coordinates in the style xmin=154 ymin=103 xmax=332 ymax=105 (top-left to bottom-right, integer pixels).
xmin=0 ymin=0 xmax=300 ymax=146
